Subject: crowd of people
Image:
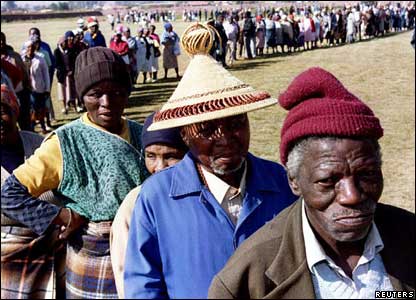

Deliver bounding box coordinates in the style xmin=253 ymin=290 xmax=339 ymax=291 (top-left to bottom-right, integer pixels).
xmin=206 ymin=2 xmax=415 ymax=66
xmin=0 ymin=4 xmax=415 ymax=300
xmin=1 ymin=15 xmax=182 ymax=134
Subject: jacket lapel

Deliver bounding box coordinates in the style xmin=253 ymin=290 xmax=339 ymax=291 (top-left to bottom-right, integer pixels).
xmin=264 ymin=200 xmax=316 ymax=299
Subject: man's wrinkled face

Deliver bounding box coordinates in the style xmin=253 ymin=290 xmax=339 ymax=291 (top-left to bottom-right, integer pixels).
xmin=289 ymin=138 xmax=383 ymax=243
xmin=181 ymin=114 xmax=250 ymax=176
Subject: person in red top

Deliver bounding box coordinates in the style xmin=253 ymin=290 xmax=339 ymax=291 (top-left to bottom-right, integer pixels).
xmin=109 ymin=27 xmax=129 ymax=65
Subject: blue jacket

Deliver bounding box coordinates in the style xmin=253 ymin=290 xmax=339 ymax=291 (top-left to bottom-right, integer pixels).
xmin=124 ymin=152 xmax=297 ymax=299
xmin=83 ymin=30 xmax=107 ymax=48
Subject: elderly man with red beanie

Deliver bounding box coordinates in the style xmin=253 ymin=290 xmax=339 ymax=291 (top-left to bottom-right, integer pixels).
xmin=208 ymin=67 xmax=415 ymax=299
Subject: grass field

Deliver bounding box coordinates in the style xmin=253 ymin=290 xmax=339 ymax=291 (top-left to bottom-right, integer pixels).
xmin=2 ymin=17 xmax=415 ymax=212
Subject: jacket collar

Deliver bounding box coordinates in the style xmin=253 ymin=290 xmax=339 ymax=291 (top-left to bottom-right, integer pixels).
xmin=170 ymin=152 xmax=280 ymax=198
xmin=265 ymin=201 xmax=413 ymax=297
xmin=264 ymin=200 xmax=316 ymax=298
xmin=170 ymin=152 xmax=203 ymax=197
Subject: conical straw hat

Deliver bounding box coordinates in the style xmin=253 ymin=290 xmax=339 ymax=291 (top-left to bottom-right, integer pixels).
xmin=148 ymin=23 xmax=277 ymax=131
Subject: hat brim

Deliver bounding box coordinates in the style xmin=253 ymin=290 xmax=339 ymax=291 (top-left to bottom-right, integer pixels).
xmin=148 ymin=97 xmax=277 ymax=131
xmin=88 ymin=22 xmax=98 ymax=27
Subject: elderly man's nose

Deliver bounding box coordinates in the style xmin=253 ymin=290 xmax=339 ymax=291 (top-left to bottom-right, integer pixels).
xmin=337 ymin=177 xmax=362 ymax=206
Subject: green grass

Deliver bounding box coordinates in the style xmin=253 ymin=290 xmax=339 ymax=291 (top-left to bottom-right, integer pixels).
xmin=2 ymin=18 xmax=415 ymax=212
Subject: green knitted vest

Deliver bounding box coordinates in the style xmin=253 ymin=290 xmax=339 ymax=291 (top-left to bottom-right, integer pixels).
xmin=55 ymin=118 xmax=147 ymax=221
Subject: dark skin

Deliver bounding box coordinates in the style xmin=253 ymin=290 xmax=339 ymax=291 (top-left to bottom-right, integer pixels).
xmin=288 ymin=138 xmax=383 ymax=278
xmin=1 ymin=103 xmax=19 ymax=146
xmin=52 ymin=79 xmax=129 ymax=239
xmin=181 ymin=113 xmax=250 ymax=188
xmin=29 ymin=28 xmax=40 ymax=37
xmin=144 ymin=143 xmax=187 ymax=174
xmin=0 ymin=32 xmax=7 ymax=54
xmin=83 ymin=80 xmax=129 ymax=134
xmin=89 ymin=25 xmax=98 ymax=35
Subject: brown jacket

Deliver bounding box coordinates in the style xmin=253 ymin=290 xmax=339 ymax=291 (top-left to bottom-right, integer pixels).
xmin=208 ymin=200 xmax=415 ymax=299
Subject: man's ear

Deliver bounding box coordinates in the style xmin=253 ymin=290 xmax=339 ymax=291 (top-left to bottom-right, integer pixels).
xmin=287 ymin=173 xmax=302 ymax=196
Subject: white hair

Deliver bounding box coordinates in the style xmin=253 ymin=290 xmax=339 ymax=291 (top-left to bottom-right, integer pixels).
xmin=286 ymin=136 xmax=382 ymax=179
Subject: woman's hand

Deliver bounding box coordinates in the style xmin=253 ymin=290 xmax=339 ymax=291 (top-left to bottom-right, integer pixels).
xmin=52 ymin=207 xmax=87 ymax=240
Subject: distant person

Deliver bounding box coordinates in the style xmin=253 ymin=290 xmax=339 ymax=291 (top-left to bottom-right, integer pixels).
xmin=110 ymin=112 xmax=188 ymax=298
xmin=72 ymin=28 xmax=88 ymax=56
xmin=210 ymin=14 xmax=228 ymax=67
xmin=28 ymin=28 xmax=55 ymax=127
xmin=122 ymin=26 xmax=138 ymax=84
xmin=83 ymin=16 xmax=106 ymax=48
xmin=1 ymin=31 xmax=32 ymax=131
xmin=149 ymin=25 xmax=161 ymax=81
xmin=108 ymin=14 xmax=115 ymax=31
xmin=27 ymin=28 xmax=55 ymax=86
xmin=54 ymin=32 xmax=79 ymax=114
xmin=110 ymin=25 xmax=129 ymax=65
xmin=224 ymin=16 xmax=239 ymax=65
xmin=255 ymin=15 xmax=266 ymax=56
xmin=135 ymin=28 xmax=152 ymax=84
xmin=21 ymin=38 xmax=50 ymax=134
xmin=411 ymin=28 xmax=415 ymax=48
xmin=161 ymin=22 xmax=180 ymax=79
xmin=243 ymin=11 xmax=256 ymax=59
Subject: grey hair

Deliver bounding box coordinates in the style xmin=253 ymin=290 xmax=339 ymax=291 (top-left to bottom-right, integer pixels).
xmin=286 ymin=136 xmax=382 ymax=179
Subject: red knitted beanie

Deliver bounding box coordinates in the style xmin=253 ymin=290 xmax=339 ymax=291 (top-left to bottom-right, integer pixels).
xmin=279 ymin=67 xmax=383 ymax=165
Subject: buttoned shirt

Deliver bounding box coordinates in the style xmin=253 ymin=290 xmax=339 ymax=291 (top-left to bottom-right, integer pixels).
xmin=200 ymin=162 xmax=247 ymax=223
xmin=124 ymin=153 xmax=298 ymax=299
xmin=302 ymin=200 xmax=394 ymax=299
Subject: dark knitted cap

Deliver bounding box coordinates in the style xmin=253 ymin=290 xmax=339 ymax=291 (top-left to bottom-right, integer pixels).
xmin=142 ymin=112 xmax=188 ymax=151
xmin=75 ymin=46 xmax=131 ymax=99
xmin=279 ymin=67 xmax=383 ymax=165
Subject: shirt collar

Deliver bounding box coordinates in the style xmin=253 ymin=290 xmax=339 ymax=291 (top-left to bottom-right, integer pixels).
xmin=170 ymin=153 xmax=281 ymax=198
xmin=200 ymin=161 xmax=247 ymax=204
xmin=302 ymin=199 xmax=384 ymax=273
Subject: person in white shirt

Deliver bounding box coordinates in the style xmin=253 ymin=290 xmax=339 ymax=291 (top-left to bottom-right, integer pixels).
xmin=21 ymin=38 xmax=50 ymax=133
xmin=223 ymin=16 xmax=239 ymax=66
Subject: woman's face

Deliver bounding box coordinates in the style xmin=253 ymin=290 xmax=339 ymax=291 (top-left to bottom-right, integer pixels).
xmin=83 ymin=80 xmax=128 ymax=134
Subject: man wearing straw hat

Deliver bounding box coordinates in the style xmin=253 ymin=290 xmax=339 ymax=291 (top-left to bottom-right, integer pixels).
xmin=124 ymin=23 xmax=297 ymax=299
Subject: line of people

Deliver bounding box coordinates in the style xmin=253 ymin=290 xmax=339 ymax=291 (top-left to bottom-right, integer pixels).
xmin=207 ymin=2 xmax=415 ymax=67
xmin=1 ymin=22 xmax=414 ymax=299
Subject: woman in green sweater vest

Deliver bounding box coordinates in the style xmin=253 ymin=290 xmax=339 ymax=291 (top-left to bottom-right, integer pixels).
xmin=2 ymin=47 xmax=149 ymax=299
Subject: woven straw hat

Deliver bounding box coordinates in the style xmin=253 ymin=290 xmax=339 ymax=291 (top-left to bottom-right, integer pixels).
xmin=148 ymin=23 xmax=277 ymax=131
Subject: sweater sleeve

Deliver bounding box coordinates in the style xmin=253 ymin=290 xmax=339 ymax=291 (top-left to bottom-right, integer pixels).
xmin=1 ymin=174 xmax=61 ymax=235
xmin=13 ymin=134 xmax=63 ymax=197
